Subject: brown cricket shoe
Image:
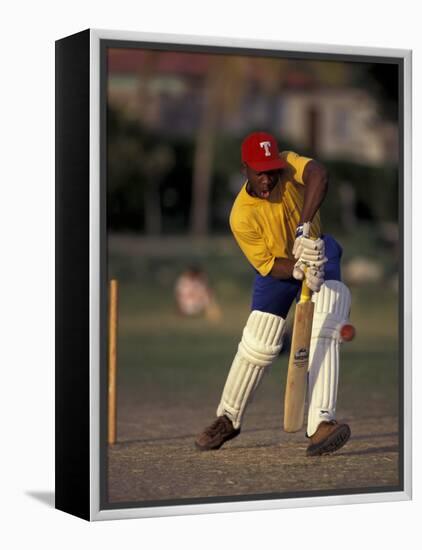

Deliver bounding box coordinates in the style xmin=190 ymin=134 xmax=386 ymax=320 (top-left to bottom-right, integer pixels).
xmin=306 ymin=420 xmax=351 ymax=457
xmin=195 ymin=415 xmax=240 ymax=451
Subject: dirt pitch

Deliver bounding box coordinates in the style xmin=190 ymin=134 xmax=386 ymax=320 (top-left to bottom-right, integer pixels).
xmin=108 ymin=403 xmax=399 ymax=504
xmin=106 ymin=241 xmax=401 ymax=506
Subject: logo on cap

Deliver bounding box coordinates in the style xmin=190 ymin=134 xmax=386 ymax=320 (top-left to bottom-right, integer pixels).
xmin=260 ymin=141 xmax=272 ymax=157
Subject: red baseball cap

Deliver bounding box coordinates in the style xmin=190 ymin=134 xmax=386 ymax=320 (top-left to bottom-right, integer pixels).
xmin=241 ymin=132 xmax=287 ymax=172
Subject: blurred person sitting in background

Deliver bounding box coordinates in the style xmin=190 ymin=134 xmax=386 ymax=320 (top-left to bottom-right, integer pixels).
xmin=175 ymin=266 xmax=221 ymax=321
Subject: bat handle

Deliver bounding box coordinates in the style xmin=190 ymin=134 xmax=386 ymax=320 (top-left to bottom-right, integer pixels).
xmin=300 ymin=275 xmax=312 ymax=303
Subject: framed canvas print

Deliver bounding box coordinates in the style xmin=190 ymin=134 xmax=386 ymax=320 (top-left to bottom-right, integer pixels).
xmin=55 ymin=28 xmax=412 ymax=521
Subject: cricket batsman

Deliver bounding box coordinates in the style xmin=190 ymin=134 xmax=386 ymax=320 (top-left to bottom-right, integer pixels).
xmin=195 ymin=131 xmax=352 ymax=456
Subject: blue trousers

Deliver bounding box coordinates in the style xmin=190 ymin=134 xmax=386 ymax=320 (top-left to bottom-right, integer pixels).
xmin=251 ymin=235 xmax=342 ymax=319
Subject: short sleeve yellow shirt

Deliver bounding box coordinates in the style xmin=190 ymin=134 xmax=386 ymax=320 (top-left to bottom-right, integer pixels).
xmin=229 ymin=151 xmax=322 ymax=276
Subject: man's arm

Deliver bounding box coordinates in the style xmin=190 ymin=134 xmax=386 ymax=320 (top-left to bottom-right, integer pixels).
xmin=269 ymin=258 xmax=295 ymax=279
xmin=299 ymin=160 xmax=329 ymax=224
xmin=271 ymin=161 xmax=328 ymax=280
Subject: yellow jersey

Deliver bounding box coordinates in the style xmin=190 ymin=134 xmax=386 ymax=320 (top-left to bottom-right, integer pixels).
xmin=229 ymin=151 xmax=322 ymax=276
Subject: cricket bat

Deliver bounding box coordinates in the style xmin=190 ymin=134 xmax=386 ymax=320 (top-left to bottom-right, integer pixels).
xmin=283 ymin=276 xmax=314 ymax=432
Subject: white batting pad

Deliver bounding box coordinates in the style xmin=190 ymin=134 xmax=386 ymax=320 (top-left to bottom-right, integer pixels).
xmin=307 ymin=281 xmax=351 ymax=436
xmin=217 ymin=310 xmax=285 ymax=428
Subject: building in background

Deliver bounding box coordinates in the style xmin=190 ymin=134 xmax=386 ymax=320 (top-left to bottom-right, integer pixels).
xmin=108 ymin=49 xmax=398 ymax=166
xmin=279 ymin=89 xmax=398 ymax=165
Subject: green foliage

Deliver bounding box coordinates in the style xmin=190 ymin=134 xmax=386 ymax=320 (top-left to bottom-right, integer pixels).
xmin=322 ymin=160 xmax=398 ymax=232
xmin=108 ymin=107 xmax=398 ymax=235
xmin=107 ymin=107 xmax=195 ymax=232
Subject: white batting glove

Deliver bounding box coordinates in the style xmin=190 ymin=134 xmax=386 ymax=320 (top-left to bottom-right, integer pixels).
xmin=293 ymin=227 xmax=326 ymax=261
xmin=292 ymin=222 xmax=311 ymax=259
xmin=293 ymin=260 xmax=326 ymax=292
xmin=292 ymin=259 xmax=306 ymax=281
xmin=292 ymin=223 xmax=327 ymax=291
xmin=304 ymin=264 xmax=325 ymax=292
xmin=295 ymin=238 xmax=326 ymax=263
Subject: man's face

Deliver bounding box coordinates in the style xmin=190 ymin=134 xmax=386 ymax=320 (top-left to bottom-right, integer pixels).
xmin=243 ymin=163 xmax=282 ymax=200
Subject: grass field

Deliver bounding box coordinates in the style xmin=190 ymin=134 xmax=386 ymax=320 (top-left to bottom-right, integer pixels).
xmin=109 ymin=234 xmax=399 ymax=413
xmin=107 ymin=234 xmax=401 ymax=504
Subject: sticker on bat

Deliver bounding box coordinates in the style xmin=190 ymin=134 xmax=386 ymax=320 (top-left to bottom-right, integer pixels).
xmin=293 ymin=347 xmax=309 ymax=367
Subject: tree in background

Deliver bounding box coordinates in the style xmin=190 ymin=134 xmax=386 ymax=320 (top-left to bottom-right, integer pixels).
xmin=191 ymin=55 xmax=287 ymax=236
xmin=107 ymin=50 xmax=398 ymax=238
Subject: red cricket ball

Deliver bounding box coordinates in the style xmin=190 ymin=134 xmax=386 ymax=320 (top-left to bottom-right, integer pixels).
xmin=340 ymin=324 xmax=356 ymax=342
